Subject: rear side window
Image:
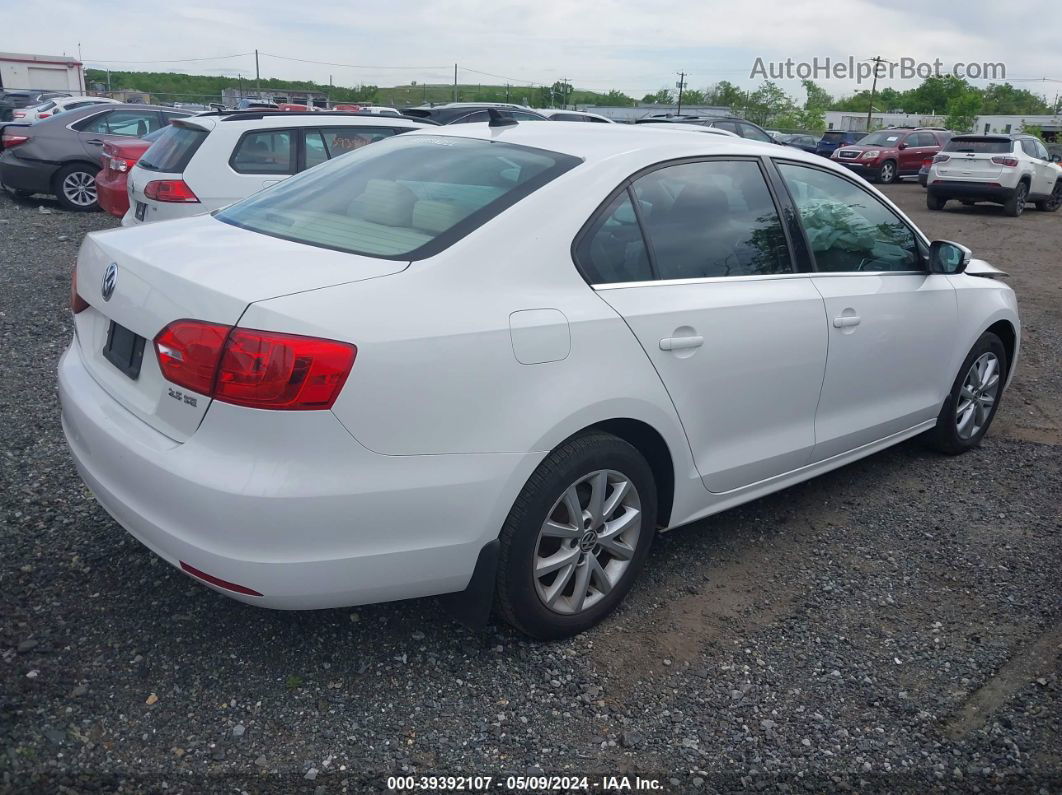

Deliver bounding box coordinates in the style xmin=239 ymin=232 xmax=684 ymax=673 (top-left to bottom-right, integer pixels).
xmin=631 ymin=160 xmax=792 ymax=280
xmin=944 ymin=138 xmax=1013 ymax=154
xmin=231 ymin=130 xmax=295 ymax=174
xmin=738 ymin=123 xmax=773 ymax=143
xmin=575 ymin=191 xmax=653 ymax=284
xmin=552 ymin=113 xmax=591 ymax=122
xmin=77 ymin=110 xmax=161 ymax=137
xmin=304 ymin=126 xmax=399 ymax=170
xmin=216 ymin=135 xmax=580 ymax=259
xmin=138 ymin=125 xmax=208 ymax=172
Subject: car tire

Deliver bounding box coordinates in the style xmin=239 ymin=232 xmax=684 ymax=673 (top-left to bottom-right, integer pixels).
xmin=927 ymin=193 xmax=947 ymax=211
xmin=878 ymin=160 xmax=897 ymax=184
xmin=924 ymin=332 xmax=1007 ymax=455
xmin=53 ymin=163 xmax=99 ymax=212
xmin=1003 ymin=181 xmax=1027 ymax=218
xmin=1034 ymin=181 xmax=1062 ymax=212
xmin=495 ymin=431 xmax=657 ymax=640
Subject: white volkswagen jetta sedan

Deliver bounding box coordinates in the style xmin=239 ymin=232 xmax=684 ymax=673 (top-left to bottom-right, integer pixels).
xmin=60 ymin=122 xmax=1020 ymax=638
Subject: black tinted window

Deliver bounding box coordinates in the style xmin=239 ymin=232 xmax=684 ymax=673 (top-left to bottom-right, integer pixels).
xmin=632 ymin=160 xmax=791 ymax=279
xmin=778 ymin=163 xmax=921 ymax=273
xmin=575 ymin=191 xmax=652 ymax=284
xmin=738 ymin=123 xmax=773 ymax=142
xmin=138 ymin=125 xmax=208 ymax=172
xmin=231 ymin=129 xmax=294 ymax=174
xmin=944 ymin=138 xmax=1013 ymax=154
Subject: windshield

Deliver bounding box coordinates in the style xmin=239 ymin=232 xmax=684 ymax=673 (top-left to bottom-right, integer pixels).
xmin=216 ymin=134 xmax=581 ymax=260
xmin=857 ymin=131 xmax=905 ymax=146
xmin=944 ymin=138 xmax=1012 ymax=154
xmin=138 ymin=124 xmax=209 ymax=172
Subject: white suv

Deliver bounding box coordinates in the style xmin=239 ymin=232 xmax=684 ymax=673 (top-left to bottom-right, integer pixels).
xmin=927 ymin=134 xmax=1062 ymax=216
xmin=122 ymin=111 xmax=434 ymax=226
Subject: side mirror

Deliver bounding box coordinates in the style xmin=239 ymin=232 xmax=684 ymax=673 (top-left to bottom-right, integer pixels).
xmin=1052 ymin=153 xmax=1062 ymax=163
xmin=897 ymin=141 xmax=907 ymax=150
xmin=929 ymin=240 xmax=972 ymax=274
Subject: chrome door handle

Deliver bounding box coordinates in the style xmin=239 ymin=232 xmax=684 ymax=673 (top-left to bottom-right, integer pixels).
xmin=659 ymin=335 xmax=704 ymax=351
xmin=833 ymin=315 xmax=861 ymax=328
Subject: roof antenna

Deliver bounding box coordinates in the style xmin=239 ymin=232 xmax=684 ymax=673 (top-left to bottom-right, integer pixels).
xmin=488 ymin=108 xmax=518 ymax=128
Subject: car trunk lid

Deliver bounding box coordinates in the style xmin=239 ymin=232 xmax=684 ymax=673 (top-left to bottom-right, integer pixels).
xmin=73 ymin=215 xmax=409 ymax=441
xmin=936 ymin=151 xmax=1004 ymax=179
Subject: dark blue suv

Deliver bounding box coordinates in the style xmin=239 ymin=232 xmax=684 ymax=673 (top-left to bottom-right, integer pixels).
xmin=815 ymin=130 xmax=865 ymax=157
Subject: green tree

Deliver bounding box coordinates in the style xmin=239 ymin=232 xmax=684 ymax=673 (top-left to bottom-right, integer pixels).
xmin=679 ymin=87 xmax=706 ymax=106
xmin=980 ymin=83 xmax=1050 ymax=114
xmin=944 ymin=90 xmax=983 ymax=133
xmin=704 ymin=80 xmax=745 ymax=110
xmin=641 ymin=88 xmax=675 ymax=104
xmin=745 ymin=80 xmax=795 ymax=126
xmin=598 ymin=89 xmax=634 ymax=106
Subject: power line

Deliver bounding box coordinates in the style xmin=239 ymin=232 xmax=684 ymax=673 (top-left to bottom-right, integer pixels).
xmin=83 ymin=52 xmax=253 ymax=64
xmin=259 ymin=52 xmax=447 ymax=70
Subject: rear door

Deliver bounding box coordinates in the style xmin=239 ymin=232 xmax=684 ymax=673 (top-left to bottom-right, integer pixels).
xmin=1023 ymin=138 xmax=1057 ymax=196
xmin=774 ymin=160 xmax=956 ymax=459
xmin=299 ymin=125 xmax=404 ymax=171
xmin=584 ymin=158 xmax=828 ymax=493
xmin=227 ymin=127 xmax=296 ymax=195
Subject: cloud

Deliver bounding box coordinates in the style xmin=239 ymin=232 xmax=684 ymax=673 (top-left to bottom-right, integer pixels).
xmin=8 ymin=0 xmax=1058 ymax=100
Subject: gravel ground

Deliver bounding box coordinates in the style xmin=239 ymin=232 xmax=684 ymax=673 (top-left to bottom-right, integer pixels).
xmin=1 ymin=185 xmax=1059 ymax=794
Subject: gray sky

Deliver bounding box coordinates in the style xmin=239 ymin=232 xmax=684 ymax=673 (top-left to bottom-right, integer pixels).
xmin=10 ymin=0 xmax=1061 ymax=102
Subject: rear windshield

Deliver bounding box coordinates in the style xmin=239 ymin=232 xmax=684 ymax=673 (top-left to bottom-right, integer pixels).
xmin=216 ymin=135 xmax=581 ymax=260
xmin=944 ymin=137 xmax=1013 ymax=154
xmin=821 ymin=132 xmax=847 ymax=140
xmin=138 ymin=124 xmax=208 ymax=172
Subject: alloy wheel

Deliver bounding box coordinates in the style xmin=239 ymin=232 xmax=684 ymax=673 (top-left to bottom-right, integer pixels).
xmin=956 ymin=352 xmax=1001 ymax=440
xmin=533 ymin=469 xmax=641 ymax=615
xmin=1014 ymin=184 xmax=1027 ymax=215
xmin=1048 ymin=183 xmax=1062 ymax=211
xmin=62 ymin=171 xmax=97 ymax=207
xmin=880 ymin=162 xmax=895 ymax=183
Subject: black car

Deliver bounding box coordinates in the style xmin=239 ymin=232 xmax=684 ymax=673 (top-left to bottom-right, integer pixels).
xmin=0 ymin=89 xmax=72 ymax=122
xmin=814 ymin=130 xmax=865 ymax=157
xmin=634 ymin=115 xmax=777 ymax=144
xmin=781 ymin=133 xmax=819 ymax=153
xmin=400 ymin=103 xmax=548 ymax=124
xmin=0 ymin=103 xmax=189 ymax=210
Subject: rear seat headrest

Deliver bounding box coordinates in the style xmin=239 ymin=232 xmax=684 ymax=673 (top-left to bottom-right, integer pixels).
xmin=350 ymin=179 xmax=416 ymax=227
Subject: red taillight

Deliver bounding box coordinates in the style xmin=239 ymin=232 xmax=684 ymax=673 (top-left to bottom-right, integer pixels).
xmin=38 ymin=113 xmax=50 ymax=119
xmin=143 ymin=179 xmax=199 ymax=203
xmin=1 ymin=133 xmax=29 ymax=148
xmin=991 ymin=156 xmax=1019 ymax=167
xmin=153 ymin=320 xmax=356 ymax=410
xmin=13 ymin=111 xmax=25 ymax=118
xmin=71 ymin=266 xmax=89 ymax=314
xmin=932 ymin=154 xmax=950 ymax=163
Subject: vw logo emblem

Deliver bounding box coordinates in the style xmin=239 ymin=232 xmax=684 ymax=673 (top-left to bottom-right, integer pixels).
xmin=101 ymin=262 xmax=118 ymax=301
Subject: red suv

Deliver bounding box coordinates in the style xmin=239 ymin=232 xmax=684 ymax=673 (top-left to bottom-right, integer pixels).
xmin=831 ymin=128 xmax=952 ymax=184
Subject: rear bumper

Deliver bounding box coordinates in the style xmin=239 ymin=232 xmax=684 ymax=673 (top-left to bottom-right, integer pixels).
xmin=0 ymin=151 xmax=55 ymax=193
xmin=927 ymin=181 xmax=1015 ymax=201
xmin=58 ymin=342 xmax=541 ymax=610
xmin=95 ymin=171 xmax=129 ymax=218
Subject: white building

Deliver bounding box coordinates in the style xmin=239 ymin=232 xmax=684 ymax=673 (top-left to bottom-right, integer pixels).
xmin=823 ymin=111 xmax=946 ymax=131
xmin=0 ymin=52 xmax=84 ymax=93
xmin=581 ymin=104 xmax=733 ymax=123
xmin=973 ymin=114 xmax=1062 ymax=140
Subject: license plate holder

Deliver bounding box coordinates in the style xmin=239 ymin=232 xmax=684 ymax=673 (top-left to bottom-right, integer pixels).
xmin=103 ymin=321 xmax=146 ymax=380
xmin=134 ymin=201 xmax=147 ymax=221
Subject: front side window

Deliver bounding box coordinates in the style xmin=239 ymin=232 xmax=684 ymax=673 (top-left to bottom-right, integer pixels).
xmin=231 ymin=130 xmax=294 ymax=174
xmin=77 ymin=110 xmax=161 ymax=137
xmin=217 ymin=135 xmax=580 ymax=259
xmin=574 ymin=191 xmax=652 ymax=284
xmin=858 ymin=131 xmax=904 ymax=147
xmin=631 ymin=160 xmax=792 ymax=280
xmin=777 ymin=162 xmax=921 ymax=273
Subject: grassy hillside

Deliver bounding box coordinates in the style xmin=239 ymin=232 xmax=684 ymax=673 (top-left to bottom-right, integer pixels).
xmin=83 ymin=69 xmax=632 ymax=109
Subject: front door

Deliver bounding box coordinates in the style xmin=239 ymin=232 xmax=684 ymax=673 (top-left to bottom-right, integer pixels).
xmin=579 ymin=158 xmax=828 ymax=493
xmin=775 ymin=160 xmax=957 ymax=460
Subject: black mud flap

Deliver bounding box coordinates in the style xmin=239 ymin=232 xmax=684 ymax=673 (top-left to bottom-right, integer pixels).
xmin=439 ymin=539 xmax=499 ymax=630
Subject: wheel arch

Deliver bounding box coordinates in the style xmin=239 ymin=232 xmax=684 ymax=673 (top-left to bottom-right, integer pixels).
xmin=985 ymin=318 xmax=1017 ymax=379
xmin=585 ymin=418 xmax=676 ymax=527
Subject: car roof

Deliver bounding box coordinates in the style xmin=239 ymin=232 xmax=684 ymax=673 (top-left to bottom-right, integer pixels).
xmin=398 ymin=120 xmax=819 ymax=165
xmin=176 ymin=112 xmax=435 ymax=132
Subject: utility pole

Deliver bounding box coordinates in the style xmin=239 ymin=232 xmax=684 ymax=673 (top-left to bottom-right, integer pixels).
xmin=866 ymin=55 xmax=885 ymax=132
xmin=238 ymin=73 xmax=243 ymax=101
xmin=255 ymin=49 xmax=261 ymax=98
xmin=676 ymin=71 xmax=687 ymax=115
xmin=557 ymin=78 xmax=570 ymax=109
xmin=453 ymin=64 xmax=457 ymax=102
xmin=506 ymin=83 xmax=510 ymax=102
